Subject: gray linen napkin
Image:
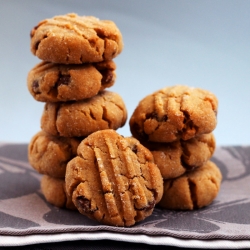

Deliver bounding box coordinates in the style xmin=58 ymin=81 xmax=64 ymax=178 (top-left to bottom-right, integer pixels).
xmin=0 ymin=143 xmax=250 ymax=248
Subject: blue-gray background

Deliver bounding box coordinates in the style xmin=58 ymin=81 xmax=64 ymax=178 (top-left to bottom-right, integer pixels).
xmin=0 ymin=0 xmax=249 ymax=146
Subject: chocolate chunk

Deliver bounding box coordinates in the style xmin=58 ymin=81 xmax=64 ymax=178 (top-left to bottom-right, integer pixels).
xmin=100 ymin=69 xmax=113 ymax=85
xmin=136 ymin=200 xmax=155 ymax=212
xmin=32 ymin=80 xmax=40 ymax=93
xmin=131 ymin=123 xmax=149 ymax=141
xmin=77 ymin=196 xmax=96 ymax=214
xmin=144 ymin=200 xmax=156 ymax=211
xmin=146 ymin=112 xmax=158 ymax=120
xmin=161 ymin=115 xmax=168 ymax=122
xmin=131 ymin=145 xmax=138 ymax=154
xmin=146 ymin=112 xmax=168 ymax=122
xmin=57 ymin=74 xmax=71 ymax=86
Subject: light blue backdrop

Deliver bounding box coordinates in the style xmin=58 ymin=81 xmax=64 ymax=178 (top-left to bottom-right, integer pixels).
xmin=0 ymin=0 xmax=249 ymax=146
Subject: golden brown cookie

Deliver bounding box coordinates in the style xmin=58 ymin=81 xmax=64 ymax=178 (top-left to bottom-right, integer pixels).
xmin=65 ymin=129 xmax=163 ymax=227
xmin=129 ymin=85 xmax=218 ymax=143
xmin=157 ymin=161 xmax=222 ymax=210
xmin=30 ymin=13 xmax=123 ymax=64
xmin=41 ymin=91 xmax=127 ymax=137
xmin=27 ymin=60 xmax=116 ymax=102
xmin=28 ymin=131 xmax=81 ymax=178
xmin=41 ymin=175 xmax=76 ymax=210
xmin=143 ymin=133 xmax=216 ymax=179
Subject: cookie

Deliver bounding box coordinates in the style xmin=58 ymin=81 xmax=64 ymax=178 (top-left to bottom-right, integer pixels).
xmin=27 ymin=60 xmax=116 ymax=102
xmin=30 ymin=13 xmax=123 ymax=64
xmin=41 ymin=175 xmax=76 ymax=210
xmin=143 ymin=133 xmax=216 ymax=179
xmin=41 ymin=91 xmax=127 ymax=137
xmin=65 ymin=129 xmax=163 ymax=227
xmin=158 ymin=161 xmax=222 ymax=210
xmin=129 ymin=85 xmax=218 ymax=143
xmin=28 ymin=131 xmax=81 ymax=178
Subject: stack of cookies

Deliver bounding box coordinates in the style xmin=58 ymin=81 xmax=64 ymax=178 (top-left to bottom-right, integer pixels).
xmin=26 ymin=13 xmax=222 ymax=227
xmin=27 ymin=13 xmax=127 ymax=210
xmin=129 ymin=85 xmax=222 ymax=210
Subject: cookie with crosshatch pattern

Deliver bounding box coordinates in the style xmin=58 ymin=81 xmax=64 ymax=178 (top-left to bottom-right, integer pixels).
xmin=65 ymin=129 xmax=163 ymax=227
xmin=129 ymin=85 xmax=218 ymax=143
xmin=30 ymin=13 xmax=123 ymax=64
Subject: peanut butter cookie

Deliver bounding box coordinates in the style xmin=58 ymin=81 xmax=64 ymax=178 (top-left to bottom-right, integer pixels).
xmin=65 ymin=129 xmax=163 ymax=227
xmin=143 ymin=133 xmax=216 ymax=179
xmin=129 ymin=85 xmax=218 ymax=143
xmin=28 ymin=131 xmax=81 ymax=178
xmin=158 ymin=161 xmax=222 ymax=210
xmin=41 ymin=175 xmax=76 ymax=210
xmin=27 ymin=60 xmax=116 ymax=102
xmin=41 ymin=91 xmax=127 ymax=137
xmin=30 ymin=13 xmax=123 ymax=64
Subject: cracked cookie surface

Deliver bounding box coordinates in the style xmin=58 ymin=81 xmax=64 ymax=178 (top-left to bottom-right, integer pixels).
xmin=28 ymin=131 xmax=82 ymax=178
xmin=129 ymin=85 xmax=218 ymax=143
xmin=142 ymin=133 xmax=216 ymax=179
xmin=41 ymin=91 xmax=127 ymax=137
xmin=65 ymin=129 xmax=163 ymax=227
xmin=30 ymin=13 xmax=123 ymax=64
xmin=41 ymin=175 xmax=76 ymax=210
xmin=27 ymin=60 xmax=116 ymax=102
xmin=157 ymin=161 xmax=222 ymax=210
